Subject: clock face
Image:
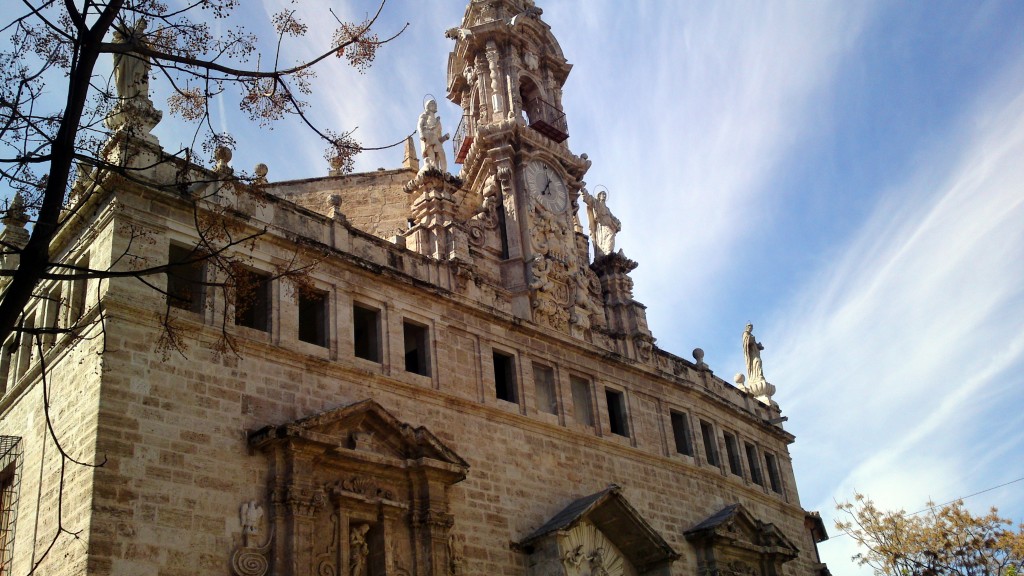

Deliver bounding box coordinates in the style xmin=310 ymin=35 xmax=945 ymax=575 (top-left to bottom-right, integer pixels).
xmin=525 ymin=159 xmax=568 ymax=213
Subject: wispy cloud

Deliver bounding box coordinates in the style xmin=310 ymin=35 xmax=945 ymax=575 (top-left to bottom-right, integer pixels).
xmin=769 ymin=58 xmax=1024 ymax=572
xmin=545 ymin=1 xmax=875 ymax=357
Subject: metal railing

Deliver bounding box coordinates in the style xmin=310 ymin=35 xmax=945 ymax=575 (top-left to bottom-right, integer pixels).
xmin=453 ymin=115 xmax=474 ymax=164
xmin=525 ymin=97 xmax=568 ymax=143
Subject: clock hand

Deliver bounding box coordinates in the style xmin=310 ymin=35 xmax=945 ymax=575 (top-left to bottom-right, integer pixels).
xmin=541 ymin=179 xmax=552 ymax=196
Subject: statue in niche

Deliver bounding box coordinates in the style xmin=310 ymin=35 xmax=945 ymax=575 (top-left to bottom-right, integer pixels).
xmin=418 ymin=99 xmax=449 ymax=173
xmin=350 ymin=523 xmax=370 ymax=576
xmin=112 ymin=19 xmax=152 ymax=102
xmin=742 ymin=323 xmax=766 ymax=386
xmin=588 ymin=547 xmax=611 ymax=576
xmin=581 ymin=188 xmax=621 ymax=259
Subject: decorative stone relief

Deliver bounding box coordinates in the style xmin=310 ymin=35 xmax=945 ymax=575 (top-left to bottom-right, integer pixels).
xmin=527 ymin=193 xmax=574 ymax=332
xmin=231 ymin=501 xmax=272 ymax=576
xmin=468 ymin=170 xmax=501 ymax=247
xmin=524 ymin=49 xmax=540 ymax=71
xmin=522 ymin=485 xmax=678 ymax=576
xmin=486 ymin=42 xmax=505 ymax=119
xmin=685 ymin=503 xmax=799 ymax=576
xmin=349 ymin=523 xmax=370 ymax=576
xmin=447 ymin=532 xmax=465 ymax=576
xmin=249 ymin=400 xmax=468 ymax=576
xmin=559 ymin=522 xmax=633 ymax=576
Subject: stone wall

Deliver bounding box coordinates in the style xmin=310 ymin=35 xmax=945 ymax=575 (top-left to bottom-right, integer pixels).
xmin=271 ymin=169 xmax=416 ymax=240
xmin=70 ymin=181 xmax=817 ymax=575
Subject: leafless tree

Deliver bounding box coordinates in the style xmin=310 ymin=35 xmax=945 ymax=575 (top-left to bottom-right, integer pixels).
xmin=0 ymin=1 xmax=402 ymax=570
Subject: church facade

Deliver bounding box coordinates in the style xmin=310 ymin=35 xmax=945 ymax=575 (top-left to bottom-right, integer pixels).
xmin=0 ymin=2 xmax=830 ymax=575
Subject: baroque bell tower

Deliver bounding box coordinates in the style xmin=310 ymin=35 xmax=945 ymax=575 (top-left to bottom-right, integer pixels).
xmin=445 ymin=0 xmax=605 ymax=338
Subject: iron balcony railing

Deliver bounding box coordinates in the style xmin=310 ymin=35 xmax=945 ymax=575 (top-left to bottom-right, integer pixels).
xmin=525 ymin=97 xmax=568 ymax=143
xmin=454 ymin=115 xmax=474 ymax=164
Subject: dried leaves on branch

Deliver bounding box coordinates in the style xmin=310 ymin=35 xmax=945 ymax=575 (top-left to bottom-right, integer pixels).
xmin=836 ymin=493 xmax=1024 ymax=576
xmin=0 ymin=2 xmax=400 ymax=571
xmin=0 ymin=0 xmax=400 ymax=350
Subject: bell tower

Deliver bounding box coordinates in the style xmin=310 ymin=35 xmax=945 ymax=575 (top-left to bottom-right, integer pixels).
xmin=445 ymin=0 xmax=603 ymax=338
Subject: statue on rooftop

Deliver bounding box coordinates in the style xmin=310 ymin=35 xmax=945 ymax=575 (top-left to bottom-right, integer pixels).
xmin=581 ymin=188 xmax=621 ymax=259
xmin=418 ymin=98 xmax=449 ymax=173
xmin=742 ymin=323 xmax=765 ymax=386
xmin=112 ymin=19 xmax=152 ymax=102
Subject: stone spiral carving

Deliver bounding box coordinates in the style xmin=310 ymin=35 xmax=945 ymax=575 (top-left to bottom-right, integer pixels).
xmin=231 ymin=500 xmax=272 ymax=576
xmin=231 ymin=548 xmax=269 ymax=576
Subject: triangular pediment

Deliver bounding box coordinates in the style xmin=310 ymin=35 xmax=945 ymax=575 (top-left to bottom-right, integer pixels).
xmin=248 ymin=399 xmax=468 ymax=471
xmin=685 ymin=503 xmax=799 ymax=561
xmin=521 ymin=485 xmax=679 ymax=574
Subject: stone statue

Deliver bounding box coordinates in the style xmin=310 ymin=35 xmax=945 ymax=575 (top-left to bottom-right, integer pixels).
xmin=418 ymin=99 xmax=450 ymax=173
xmin=112 ymin=19 xmax=152 ymax=102
xmin=239 ymin=501 xmax=263 ymax=547
xmin=581 ymin=188 xmax=621 ymax=259
xmin=742 ymin=323 xmax=766 ymax=386
xmin=350 ymin=523 xmax=370 ymax=576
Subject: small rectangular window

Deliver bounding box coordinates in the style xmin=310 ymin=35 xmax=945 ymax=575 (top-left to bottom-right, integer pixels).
xmin=15 ymin=314 xmax=35 ymax=380
xmin=353 ymin=304 xmax=381 ymax=362
xmin=533 ymin=364 xmax=557 ymax=415
xmin=606 ymin=389 xmax=629 ymax=437
xmin=0 ymin=437 xmax=22 ymax=575
xmin=403 ymin=321 xmax=430 ymax=376
xmin=42 ymin=285 xmax=61 ymax=348
xmin=745 ymin=443 xmax=764 ymax=486
xmin=670 ymin=411 xmax=693 ymax=456
xmin=167 ymin=244 xmax=205 ymax=313
xmin=765 ymin=452 xmax=783 ymax=494
xmin=235 ymin=269 xmax=271 ymax=332
xmin=570 ymin=376 xmax=593 ymax=426
xmin=493 ymin=351 xmax=517 ymax=403
xmin=298 ymin=288 xmax=328 ymax=347
xmin=68 ymin=253 xmax=89 ymax=326
xmin=0 ymin=339 xmax=13 ymax=396
xmin=700 ymin=420 xmax=719 ymax=466
xmin=724 ymin=432 xmax=742 ymax=477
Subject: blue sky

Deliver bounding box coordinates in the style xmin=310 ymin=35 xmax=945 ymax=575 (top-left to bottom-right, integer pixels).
xmin=25 ymin=0 xmax=1024 ymax=573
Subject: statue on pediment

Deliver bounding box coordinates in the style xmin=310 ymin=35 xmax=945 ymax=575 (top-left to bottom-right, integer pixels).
xmin=418 ymin=99 xmax=450 ymax=173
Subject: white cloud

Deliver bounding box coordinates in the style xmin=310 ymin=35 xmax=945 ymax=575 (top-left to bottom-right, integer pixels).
xmin=545 ymin=1 xmax=875 ymax=356
xmin=770 ymin=61 xmax=1024 ymax=573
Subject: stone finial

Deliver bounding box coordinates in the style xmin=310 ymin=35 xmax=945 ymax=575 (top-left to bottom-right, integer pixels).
xmin=214 ymin=146 xmax=233 ymax=175
xmin=3 ymin=192 xmax=28 ymax=229
xmin=328 ymin=194 xmax=344 ymax=221
xmin=402 ymin=135 xmax=419 ymax=171
xmin=693 ymin=348 xmax=708 ymax=370
xmin=734 ymin=373 xmax=745 ymax=387
xmin=328 ymin=155 xmax=345 ymax=177
xmin=253 ymin=163 xmax=269 ymax=184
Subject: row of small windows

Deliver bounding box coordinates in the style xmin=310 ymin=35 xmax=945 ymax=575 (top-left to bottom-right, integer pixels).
xmin=1 ymin=253 xmax=90 ymax=395
xmin=169 ymin=244 xmax=786 ymax=495
xmin=673 ymin=412 xmax=784 ymax=494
